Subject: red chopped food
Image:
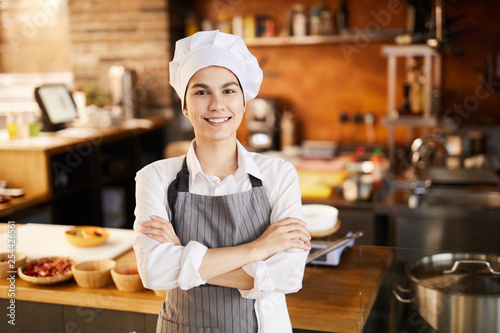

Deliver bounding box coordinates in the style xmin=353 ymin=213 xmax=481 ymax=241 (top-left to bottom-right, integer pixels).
xmin=23 ymin=258 xmax=73 ymax=277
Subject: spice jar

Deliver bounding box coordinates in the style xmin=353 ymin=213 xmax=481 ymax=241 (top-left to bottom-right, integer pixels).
xmin=291 ymin=4 xmax=307 ymax=37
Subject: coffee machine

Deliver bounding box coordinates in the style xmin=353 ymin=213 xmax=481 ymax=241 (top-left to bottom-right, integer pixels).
xmin=246 ymin=97 xmax=281 ymax=151
xmin=109 ymin=65 xmax=137 ymax=119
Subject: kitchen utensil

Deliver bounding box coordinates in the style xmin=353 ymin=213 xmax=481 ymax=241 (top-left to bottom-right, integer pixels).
xmin=393 ymin=252 xmax=500 ymax=333
xmin=111 ymin=262 xmax=144 ymax=292
xmin=18 ymin=256 xmax=74 ymax=285
xmin=65 ymin=226 xmax=109 ymax=247
xmin=0 ymin=252 xmax=26 ymax=278
xmin=306 ymin=231 xmax=363 ymax=264
xmin=72 ymin=259 xmax=116 ymax=288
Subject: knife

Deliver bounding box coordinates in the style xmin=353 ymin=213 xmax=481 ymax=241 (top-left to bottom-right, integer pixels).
xmin=306 ymin=231 xmax=364 ymax=264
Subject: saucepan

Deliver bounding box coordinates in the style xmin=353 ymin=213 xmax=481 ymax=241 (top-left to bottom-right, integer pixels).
xmin=393 ymin=252 xmax=500 ymax=333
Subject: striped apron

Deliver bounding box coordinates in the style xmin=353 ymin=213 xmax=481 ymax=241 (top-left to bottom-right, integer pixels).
xmin=157 ymin=157 xmax=272 ymax=333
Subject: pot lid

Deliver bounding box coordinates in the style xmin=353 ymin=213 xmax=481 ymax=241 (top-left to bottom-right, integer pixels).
xmin=406 ymin=253 xmax=500 ymax=296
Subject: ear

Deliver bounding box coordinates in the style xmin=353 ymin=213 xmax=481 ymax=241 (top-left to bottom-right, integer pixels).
xmin=182 ymin=107 xmax=189 ymax=118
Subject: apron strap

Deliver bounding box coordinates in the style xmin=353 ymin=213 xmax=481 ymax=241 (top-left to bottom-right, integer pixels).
xmin=167 ymin=158 xmax=189 ymax=225
xmin=167 ymin=157 xmax=264 ymax=224
xmin=248 ymin=174 xmax=263 ymax=187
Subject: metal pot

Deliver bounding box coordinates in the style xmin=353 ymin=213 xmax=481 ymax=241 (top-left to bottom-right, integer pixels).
xmin=393 ymin=252 xmax=500 ymax=333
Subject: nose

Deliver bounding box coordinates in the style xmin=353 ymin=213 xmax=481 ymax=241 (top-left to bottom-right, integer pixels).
xmin=209 ymin=94 xmax=224 ymax=111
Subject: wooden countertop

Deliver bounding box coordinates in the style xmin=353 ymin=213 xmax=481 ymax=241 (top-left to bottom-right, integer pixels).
xmin=288 ymin=246 xmax=392 ymax=332
xmin=0 ymin=239 xmax=391 ymax=333
xmin=0 ymin=117 xmax=168 ymax=153
xmin=0 ymin=193 xmax=50 ymax=218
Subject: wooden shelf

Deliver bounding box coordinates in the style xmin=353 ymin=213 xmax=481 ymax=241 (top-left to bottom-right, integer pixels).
xmin=381 ymin=44 xmax=439 ymax=57
xmin=245 ymin=29 xmax=404 ymax=47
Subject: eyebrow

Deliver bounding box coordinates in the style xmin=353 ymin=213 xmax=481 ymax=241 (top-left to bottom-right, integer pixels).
xmin=189 ymin=81 xmax=240 ymax=90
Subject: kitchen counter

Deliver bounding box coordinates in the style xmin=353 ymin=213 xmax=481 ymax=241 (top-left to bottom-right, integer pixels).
xmin=0 ymin=223 xmax=393 ymax=332
xmin=0 ymin=117 xmax=168 ymax=225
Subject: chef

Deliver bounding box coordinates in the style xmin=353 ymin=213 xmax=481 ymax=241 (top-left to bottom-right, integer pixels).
xmin=133 ymin=30 xmax=311 ymax=333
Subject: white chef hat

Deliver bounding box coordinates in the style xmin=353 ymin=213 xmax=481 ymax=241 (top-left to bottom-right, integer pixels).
xmin=169 ymin=30 xmax=263 ymax=109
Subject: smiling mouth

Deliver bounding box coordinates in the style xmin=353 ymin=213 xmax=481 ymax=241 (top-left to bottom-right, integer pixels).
xmin=205 ymin=117 xmax=231 ymax=124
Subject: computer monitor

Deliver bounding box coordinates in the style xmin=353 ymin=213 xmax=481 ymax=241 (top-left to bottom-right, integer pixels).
xmin=34 ymin=84 xmax=78 ymax=131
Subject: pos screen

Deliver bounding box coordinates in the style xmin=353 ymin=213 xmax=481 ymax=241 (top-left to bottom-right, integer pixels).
xmin=35 ymin=84 xmax=77 ymax=131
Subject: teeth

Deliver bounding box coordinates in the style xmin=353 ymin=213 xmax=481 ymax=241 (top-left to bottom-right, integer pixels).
xmin=207 ymin=118 xmax=229 ymax=123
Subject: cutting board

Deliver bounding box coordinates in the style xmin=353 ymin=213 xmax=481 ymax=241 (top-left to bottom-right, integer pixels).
xmin=0 ymin=223 xmax=136 ymax=262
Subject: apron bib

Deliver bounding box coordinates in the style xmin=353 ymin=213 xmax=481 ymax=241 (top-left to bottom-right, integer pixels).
xmin=157 ymin=158 xmax=271 ymax=333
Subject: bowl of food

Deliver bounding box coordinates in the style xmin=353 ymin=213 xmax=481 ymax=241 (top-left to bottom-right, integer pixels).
xmin=18 ymin=257 xmax=74 ymax=285
xmin=65 ymin=226 xmax=109 ymax=247
xmin=111 ymin=262 xmax=145 ymax=292
xmin=0 ymin=252 xmax=27 ymax=279
xmin=72 ymin=259 xmax=116 ymax=288
xmin=302 ymin=204 xmax=340 ymax=238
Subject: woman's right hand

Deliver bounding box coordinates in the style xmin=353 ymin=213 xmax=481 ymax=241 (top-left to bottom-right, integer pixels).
xmin=251 ymin=217 xmax=311 ymax=260
xmin=140 ymin=215 xmax=181 ymax=245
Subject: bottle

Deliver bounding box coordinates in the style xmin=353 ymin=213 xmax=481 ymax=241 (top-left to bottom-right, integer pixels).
xmin=232 ymin=15 xmax=244 ymax=37
xmin=407 ymin=57 xmax=425 ymax=114
xmin=280 ymin=110 xmax=296 ymax=152
xmin=291 ymin=4 xmax=307 ymax=37
xmin=309 ymin=7 xmax=321 ymax=36
xmin=7 ymin=112 xmax=18 ymax=139
xmin=185 ymin=11 xmax=199 ymax=36
xmin=216 ymin=14 xmax=231 ymax=34
xmin=18 ymin=112 xmax=29 ymax=138
xmin=201 ymin=18 xmax=213 ymax=31
xmin=264 ymin=13 xmax=277 ymax=37
xmin=320 ymin=8 xmax=334 ymax=35
xmin=336 ymin=0 xmax=348 ymax=34
xmin=243 ymin=15 xmax=256 ymax=39
xmin=371 ymin=148 xmax=384 ymax=190
xmin=29 ymin=111 xmax=40 ymax=137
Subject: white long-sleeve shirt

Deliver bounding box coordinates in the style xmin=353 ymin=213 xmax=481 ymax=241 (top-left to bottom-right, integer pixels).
xmin=133 ymin=140 xmax=308 ymax=332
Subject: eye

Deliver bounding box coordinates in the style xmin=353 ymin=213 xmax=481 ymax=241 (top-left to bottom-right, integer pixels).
xmin=194 ymin=90 xmax=208 ymax=95
xmin=223 ymin=89 xmax=235 ymax=94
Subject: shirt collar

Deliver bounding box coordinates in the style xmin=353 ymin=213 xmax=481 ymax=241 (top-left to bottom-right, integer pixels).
xmin=235 ymin=140 xmax=263 ymax=181
xmin=185 ymin=139 xmax=263 ymax=188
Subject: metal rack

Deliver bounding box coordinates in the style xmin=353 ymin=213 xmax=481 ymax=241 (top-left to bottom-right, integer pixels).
xmin=381 ymin=44 xmax=442 ymax=167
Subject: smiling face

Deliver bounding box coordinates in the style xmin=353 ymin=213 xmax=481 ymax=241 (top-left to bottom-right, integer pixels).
xmin=183 ymin=66 xmax=245 ymax=144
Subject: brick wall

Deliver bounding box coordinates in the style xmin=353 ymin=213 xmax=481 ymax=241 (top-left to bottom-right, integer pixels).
xmin=67 ymin=0 xmax=171 ymax=117
xmin=0 ymin=0 xmax=72 ymax=73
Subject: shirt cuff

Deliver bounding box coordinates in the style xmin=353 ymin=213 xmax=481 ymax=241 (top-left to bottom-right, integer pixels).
xmin=239 ymin=261 xmax=275 ymax=300
xmin=177 ymin=240 xmax=208 ymax=290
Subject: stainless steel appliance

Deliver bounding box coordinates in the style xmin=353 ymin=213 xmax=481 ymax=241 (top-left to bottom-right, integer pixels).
xmin=393 ymin=252 xmax=500 ymax=333
xmin=246 ymin=97 xmax=280 ymax=151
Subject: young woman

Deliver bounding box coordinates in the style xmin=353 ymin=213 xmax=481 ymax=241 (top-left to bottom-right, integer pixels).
xmin=133 ymin=30 xmax=311 ymax=333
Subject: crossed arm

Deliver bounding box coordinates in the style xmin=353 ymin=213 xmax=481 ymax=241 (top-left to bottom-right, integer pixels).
xmin=139 ymin=215 xmax=311 ymax=290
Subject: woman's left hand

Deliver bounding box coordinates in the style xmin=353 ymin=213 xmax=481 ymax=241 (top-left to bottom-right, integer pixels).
xmin=140 ymin=215 xmax=181 ymax=245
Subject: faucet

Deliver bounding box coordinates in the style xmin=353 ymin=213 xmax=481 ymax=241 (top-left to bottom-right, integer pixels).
xmin=408 ymin=135 xmax=451 ymax=208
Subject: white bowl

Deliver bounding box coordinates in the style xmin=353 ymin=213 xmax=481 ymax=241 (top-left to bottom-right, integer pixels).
xmin=302 ymin=204 xmax=339 ymax=236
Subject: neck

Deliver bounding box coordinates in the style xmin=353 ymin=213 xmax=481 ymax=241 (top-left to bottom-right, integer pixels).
xmin=194 ymin=139 xmax=238 ymax=180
